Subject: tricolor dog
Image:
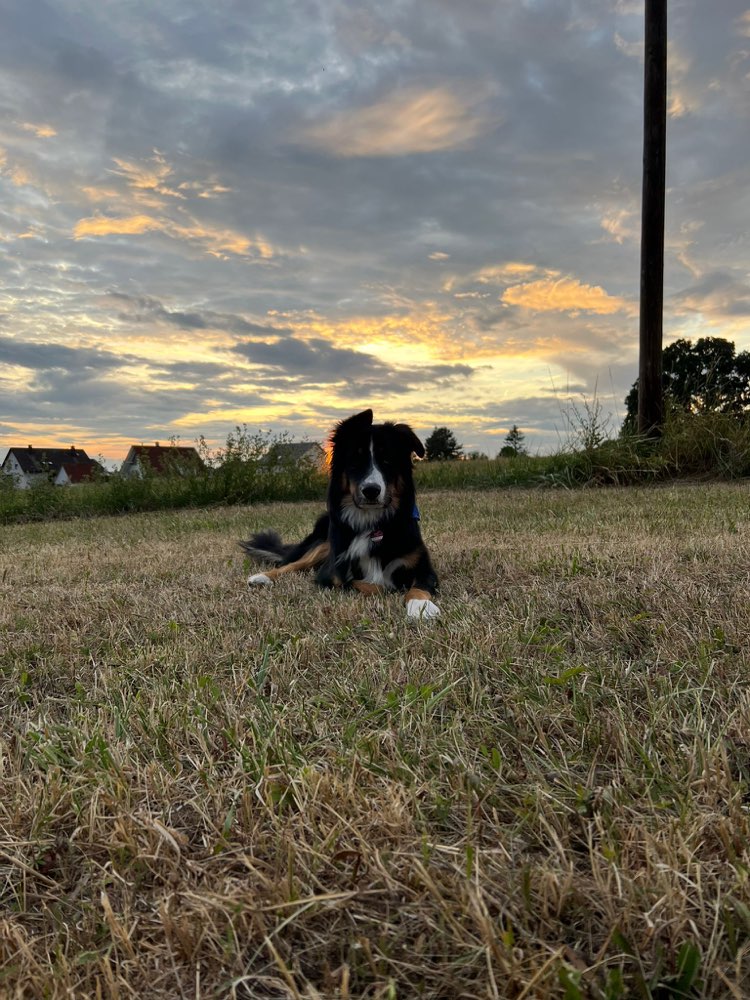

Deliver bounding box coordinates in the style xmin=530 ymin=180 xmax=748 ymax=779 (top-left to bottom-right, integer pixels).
xmin=241 ymin=409 xmax=440 ymax=620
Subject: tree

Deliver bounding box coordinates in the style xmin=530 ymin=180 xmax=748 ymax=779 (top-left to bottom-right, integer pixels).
xmin=425 ymin=426 xmax=462 ymax=461
xmin=499 ymin=425 xmax=527 ymax=458
xmin=623 ymin=337 xmax=750 ymax=431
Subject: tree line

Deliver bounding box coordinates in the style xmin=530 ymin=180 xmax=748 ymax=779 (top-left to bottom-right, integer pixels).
xmin=424 ymin=424 xmax=527 ymax=462
xmin=427 ymin=337 xmax=750 ymax=461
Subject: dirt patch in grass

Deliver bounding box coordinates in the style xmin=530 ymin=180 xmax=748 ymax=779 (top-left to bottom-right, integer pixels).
xmin=2 ymin=485 xmax=750 ymax=998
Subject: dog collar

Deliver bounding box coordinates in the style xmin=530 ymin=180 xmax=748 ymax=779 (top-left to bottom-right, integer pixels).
xmin=368 ymin=504 xmax=419 ymax=543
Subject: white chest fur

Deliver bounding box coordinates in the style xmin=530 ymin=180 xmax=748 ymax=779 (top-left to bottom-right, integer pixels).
xmin=342 ymin=532 xmax=403 ymax=589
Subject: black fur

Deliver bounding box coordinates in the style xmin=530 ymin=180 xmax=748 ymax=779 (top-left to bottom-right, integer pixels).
xmin=239 ymin=517 xmax=328 ymax=565
xmin=241 ymin=409 xmax=438 ymax=599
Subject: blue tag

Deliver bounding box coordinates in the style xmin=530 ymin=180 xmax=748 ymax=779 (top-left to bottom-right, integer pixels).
xmin=412 ymin=502 xmax=420 ymax=520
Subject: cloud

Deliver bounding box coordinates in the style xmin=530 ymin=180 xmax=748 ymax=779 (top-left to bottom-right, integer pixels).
xmin=671 ymin=271 xmax=750 ymax=319
xmin=107 ymin=292 xmax=295 ymax=338
xmin=502 ymin=277 xmax=633 ymax=316
xmin=74 ymin=214 xmax=163 ymax=237
xmin=474 ymin=262 xmax=539 ymax=284
xmin=0 ymin=335 xmax=127 ymax=372
xmin=73 ymin=212 xmax=275 ymax=258
xmin=232 ymin=335 xmax=473 ymax=389
xmin=300 ymin=86 xmax=495 ymax=157
xmin=19 ymin=122 xmax=57 ymax=138
xmin=598 ymin=209 xmax=639 ymax=245
xmin=111 ymin=153 xmax=186 ymax=200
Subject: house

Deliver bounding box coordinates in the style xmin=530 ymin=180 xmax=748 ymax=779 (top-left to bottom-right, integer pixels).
xmin=1 ymin=445 xmax=100 ymax=489
xmin=54 ymin=461 xmax=106 ymax=486
xmin=120 ymin=443 xmax=205 ymax=479
xmin=262 ymin=441 xmax=327 ymax=472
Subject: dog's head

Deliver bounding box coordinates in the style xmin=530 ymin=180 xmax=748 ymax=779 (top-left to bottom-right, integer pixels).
xmin=329 ymin=409 xmax=424 ymax=527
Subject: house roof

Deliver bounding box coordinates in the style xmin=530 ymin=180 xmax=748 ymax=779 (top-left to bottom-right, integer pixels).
xmin=2 ymin=446 xmax=92 ymax=476
xmin=58 ymin=461 xmax=103 ymax=483
xmin=125 ymin=444 xmax=204 ymax=473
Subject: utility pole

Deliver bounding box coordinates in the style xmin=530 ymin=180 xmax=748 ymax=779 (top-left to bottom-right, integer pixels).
xmin=638 ymin=0 xmax=668 ymax=437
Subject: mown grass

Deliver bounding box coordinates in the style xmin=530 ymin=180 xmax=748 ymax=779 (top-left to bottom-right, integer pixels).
xmin=2 ymin=484 xmax=750 ymax=998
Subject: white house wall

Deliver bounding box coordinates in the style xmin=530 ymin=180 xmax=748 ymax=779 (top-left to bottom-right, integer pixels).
xmin=2 ymin=454 xmax=32 ymax=489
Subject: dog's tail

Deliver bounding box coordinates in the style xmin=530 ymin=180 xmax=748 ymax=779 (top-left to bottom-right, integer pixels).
xmin=240 ymin=514 xmax=330 ymax=568
xmin=239 ymin=530 xmax=294 ymax=564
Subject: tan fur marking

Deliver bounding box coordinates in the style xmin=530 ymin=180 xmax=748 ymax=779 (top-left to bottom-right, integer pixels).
xmin=403 ymin=587 xmax=432 ymax=604
xmin=400 ymin=547 xmax=422 ymax=569
xmin=352 ymin=580 xmax=383 ymax=596
xmin=262 ymin=542 xmax=330 ymax=581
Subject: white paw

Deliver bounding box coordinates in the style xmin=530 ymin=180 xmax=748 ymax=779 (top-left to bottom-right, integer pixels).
xmin=247 ymin=572 xmax=273 ymax=587
xmin=406 ymin=599 xmax=440 ymax=621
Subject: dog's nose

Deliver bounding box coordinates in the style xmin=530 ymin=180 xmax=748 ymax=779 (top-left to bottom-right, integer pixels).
xmin=361 ymin=484 xmax=381 ymax=502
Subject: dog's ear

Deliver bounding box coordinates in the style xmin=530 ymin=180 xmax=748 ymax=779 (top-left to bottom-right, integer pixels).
xmin=351 ymin=408 xmax=374 ymax=427
xmin=394 ymin=423 xmax=425 ymax=458
xmin=331 ymin=408 xmax=373 ymax=444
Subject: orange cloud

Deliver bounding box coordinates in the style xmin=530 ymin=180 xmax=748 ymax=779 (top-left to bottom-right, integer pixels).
xmin=111 ymin=153 xmax=185 ymax=201
xmin=302 ymin=86 xmax=492 ymax=157
xmin=76 ymin=153 xmax=266 ymax=256
xmin=7 ymin=165 xmax=33 ymax=186
xmin=668 ymin=93 xmax=689 ymax=119
xmin=174 ymin=222 xmax=274 ymax=259
xmin=172 ymin=404 xmax=315 ymax=429
xmin=502 ymin=277 xmax=631 ymax=315
xmin=178 ymin=181 xmax=232 ymax=199
xmin=303 ymin=307 xmax=459 ymax=356
xmin=20 ymin=122 xmax=57 ymax=138
xmin=599 ymin=209 xmax=638 ymax=244
xmin=0 ymin=148 xmax=34 ymax=187
xmin=73 ymin=213 xmax=275 ymax=259
xmin=82 ymin=185 xmax=122 ymax=203
xmin=475 ymin=261 xmax=539 ymax=283
xmin=443 ymin=260 xmax=543 ymax=294
xmin=74 ymin=214 xmax=163 ymax=237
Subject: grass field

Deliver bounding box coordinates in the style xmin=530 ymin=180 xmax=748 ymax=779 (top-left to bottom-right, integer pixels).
xmin=2 ymin=483 xmax=750 ymax=998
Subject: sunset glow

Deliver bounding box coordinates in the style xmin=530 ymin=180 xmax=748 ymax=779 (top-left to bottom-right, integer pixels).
xmin=1 ymin=1 xmax=749 ymax=464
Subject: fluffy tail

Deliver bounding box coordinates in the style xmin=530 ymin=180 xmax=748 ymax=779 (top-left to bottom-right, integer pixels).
xmin=240 ymin=513 xmax=330 ymax=568
xmin=238 ymin=530 xmax=292 ymax=564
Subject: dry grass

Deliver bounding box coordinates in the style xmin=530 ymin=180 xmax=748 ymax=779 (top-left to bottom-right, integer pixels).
xmin=2 ymin=484 xmax=750 ymax=998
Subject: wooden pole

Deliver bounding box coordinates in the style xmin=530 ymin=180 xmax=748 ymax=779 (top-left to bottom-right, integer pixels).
xmin=638 ymin=0 xmax=668 ymax=437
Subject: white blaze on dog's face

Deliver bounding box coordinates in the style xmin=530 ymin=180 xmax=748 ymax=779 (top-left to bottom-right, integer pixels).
xmin=358 ymin=440 xmax=387 ymax=506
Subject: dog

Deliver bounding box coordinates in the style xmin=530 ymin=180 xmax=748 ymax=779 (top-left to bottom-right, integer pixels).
xmin=240 ymin=409 xmax=440 ymax=620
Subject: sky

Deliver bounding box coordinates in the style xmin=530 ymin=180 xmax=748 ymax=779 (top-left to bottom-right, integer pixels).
xmin=1 ymin=0 xmax=749 ymax=465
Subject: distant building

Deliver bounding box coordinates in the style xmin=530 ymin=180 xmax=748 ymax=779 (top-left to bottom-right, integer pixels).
xmin=120 ymin=443 xmax=205 ymax=479
xmin=1 ymin=445 xmax=103 ymax=489
xmin=54 ymin=461 xmax=106 ymax=486
xmin=262 ymin=441 xmax=326 ymax=472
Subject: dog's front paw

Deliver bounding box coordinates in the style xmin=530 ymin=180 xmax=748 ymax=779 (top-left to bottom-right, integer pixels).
xmin=406 ymin=598 xmax=440 ymax=621
xmin=247 ymin=572 xmax=273 ymax=587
